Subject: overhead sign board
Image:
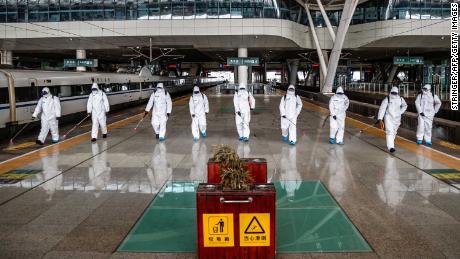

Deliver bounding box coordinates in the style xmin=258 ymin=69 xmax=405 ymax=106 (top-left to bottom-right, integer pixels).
xmin=393 ymin=56 xmax=424 ymax=65
xmin=64 ymin=59 xmax=98 ymax=68
xmin=227 ymin=57 xmax=259 ymax=66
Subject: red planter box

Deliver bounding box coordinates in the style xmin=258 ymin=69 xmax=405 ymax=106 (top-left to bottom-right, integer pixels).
xmin=207 ymin=158 xmax=267 ymax=184
xmin=196 ymin=183 xmax=276 ymax=259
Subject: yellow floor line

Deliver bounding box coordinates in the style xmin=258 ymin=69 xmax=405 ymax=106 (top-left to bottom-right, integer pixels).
xmin=0 ymin=96 xmax=188 ymax=174
xmin=3 ymin=142 xmax=37 ymax=152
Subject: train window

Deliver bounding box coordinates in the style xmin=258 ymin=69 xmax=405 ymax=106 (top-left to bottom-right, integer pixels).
xmin=0 ymin=88 xmax=9 ymax=104
xmin=60 ymin=85 xmax=72 ymax=97
xmin=15 ymin=87 xmax=38 ymax=102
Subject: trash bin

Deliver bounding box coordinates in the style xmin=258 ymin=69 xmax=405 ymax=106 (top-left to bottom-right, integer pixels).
xmin=196 ymin=183 xmax=276 ymax=259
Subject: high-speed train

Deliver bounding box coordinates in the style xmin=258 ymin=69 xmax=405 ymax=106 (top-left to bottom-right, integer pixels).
xmin=0 ymin=67 xmax=224 ymax=133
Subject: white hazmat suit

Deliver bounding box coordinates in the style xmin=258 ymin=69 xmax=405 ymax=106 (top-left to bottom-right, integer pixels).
xmin=33 ymin=87 xmax=61 ymax=144
xmin=328 ymin=86 xmax=349 ymax=144
xmin=415 ymin=84 xmax=441 ymax=145
xmin=189 ymin=86 xmax=209 ymax=140
xmin=87 ymin=83 xmax=110 ymax=141
xmin=279 ymin=85 xmax=302 ymax=144
xmin=377 ymin=87 xmax=408 ymax=152
xmin=233 ymin=85 xmax=255 ymax=141
xmin=145 ymin=83 xmax=172 ymax=141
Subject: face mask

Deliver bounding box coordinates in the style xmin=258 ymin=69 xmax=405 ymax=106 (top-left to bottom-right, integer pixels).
xmin=422 ymin=88 xmax=428 ymax=92
xmin=288 ymin=89 xmax=295 ymax=92
xmin=92 ymin=89 xmax=98 ymax=92
xmin=337 ymin=92 xmax=344 ymax=95
xmin=390 ymin=92 xmax=398 ymax=95
xmin=194 ymin=91 xmax=200 ymax=94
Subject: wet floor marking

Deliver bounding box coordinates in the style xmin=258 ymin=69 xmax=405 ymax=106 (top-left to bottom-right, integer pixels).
xmin=118 ymin=180 xmax=372 ymax=253
xmin=3 ymin=141 xmax=36 ymax=152
xmin=438 ymin=140 xmax=460 ymax=150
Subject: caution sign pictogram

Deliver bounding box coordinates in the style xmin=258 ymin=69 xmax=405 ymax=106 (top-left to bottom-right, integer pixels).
xmin=239 ymin=213 xmax=270 ymax=246
xmin=203 ymin=214 xmax=234 ymax=247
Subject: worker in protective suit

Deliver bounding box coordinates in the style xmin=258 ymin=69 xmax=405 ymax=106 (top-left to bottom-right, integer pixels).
xmin=328 ymin=86 xmax=349 ymax=145
xmin=144 ymin=83 xmax=172 ymax=141
xmin=87 ymin=82 xmax=110 ymax=142
xmin=189 ymin=86 xmax=209 ymax=141
xmin=377 ymin=86 xmax=408 ymax=153
xmin=88 ymin=140 xmax=111 ymax=198
xmin=415 ymin=84 xmax=441 ymax=146
xmin=33 ymin=87 xmax=61 ymax=145
xmin=233 ymin=85 xmax=255 ymax=141
xmin=279 ymin=85 xmax=303 ymax=145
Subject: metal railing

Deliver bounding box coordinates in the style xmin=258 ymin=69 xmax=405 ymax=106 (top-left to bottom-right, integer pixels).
xmin=345 ymin=82 xmax=450 ymax=100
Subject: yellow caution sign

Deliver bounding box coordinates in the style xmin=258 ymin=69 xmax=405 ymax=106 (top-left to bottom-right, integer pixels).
xmin=239 ymin=213 xmax=270 ymax=246
xmin=203 ymin=213 xmax=234 ymax=247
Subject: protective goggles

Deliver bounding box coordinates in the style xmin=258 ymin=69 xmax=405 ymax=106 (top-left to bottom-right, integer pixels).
xmin=422 ymin=87 xmax=428 ymax=91
xmin=390 ymin=92 xmax=398 ymax=95
xmin=194 ymin=91 xmax=200 ymax=94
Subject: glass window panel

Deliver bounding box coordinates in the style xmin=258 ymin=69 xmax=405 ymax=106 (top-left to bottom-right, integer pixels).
xmin=49 ymin=0 xmax=60 ymax=22
xmin=38 ymin=0 xmax=48 ymax=22
xmin=172 ymin=1 xmax=183 ymax=19
xmin=394 ymin=0 xmax=410 ymax=19
xmin=441 ymin=0 xmax=450 ymax=18
xmin=263 ymin=0 xmax=279 ymax=19
xmin=104 ymin=0 xmax=114 ymax=20
xmin=138 ymin=0 xmax=149 ymax=19
xmin=114 ymin=0 xmax=126 ymax=20
xmin=148 ymin=0 xmax=160 ymax=19
xmin=231 ymin=0 xmax=242 ymax=18
xmin=6 ymin=0 xmax=18 ymax=22
xmin=278 ymin=0 xmax=288 ymax=20
xmin=184 ymin=1 xmax=195 ymax=19
xmin=160 ymin=0 xmax=171 ymax=19
xmin=351 ymin=7 xmax=364 ymax=24
xmin=28 ymin=0 xmax=39 ymax=22
xmin=17 ymin=0 xmax=27 ymax=22
xmin=0 ymin=0 xmax=6 ymax=22
xmin=195 ymin=0 xmax=206 ymax=18
xmin=93 ymin=0 xmax=104 ymax=20
xmin=60 ymin=0 xmax=71 ymax=21
xmin=409 ymin=0 xmax=421 ymax=19
xmin=126 ymin=0 xmax=137 ymax=19
xmin=365 ymin=6 xmax=378 ymax=23
xmin=71 ymin=0 xmax=82 ymax=21
xmin=431 ymin=0 xmax=442 ymax=19
xmin=81 ymin=0 xmax=94 ymax=21
xmin=420 ymin=0 xmax=432 ymax=19
xmin=219 ymin=0 xmax=230 ymax=18
xmin=207 ymin=0 xmax=218 ymax=18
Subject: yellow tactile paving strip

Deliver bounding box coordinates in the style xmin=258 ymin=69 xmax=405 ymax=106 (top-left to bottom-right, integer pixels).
xmin=300 ymin=97 xmax=460 ymax=171
xmin=0 ymin=95 xmax=190 ymax=174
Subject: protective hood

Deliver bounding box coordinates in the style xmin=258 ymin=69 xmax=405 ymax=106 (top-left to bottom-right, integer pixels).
xmin=157 ymin=83 xmax=164 ymax=89
xmin=42 ymin=87 xmax=50 ymax=96
xmin=91 ymin=83 xmax=99 ymax=91
xmin=423 ymin=84 xmax=431 ymax=91
xmin=287 ymin=85 xmax=295 ymax=95
xmin=239 ymin=84 xmax=246 ymax=90
xmin=390 ymin=86 xmax=399 ymax=94
xmin=336 ymin=86 xmax=344 ymax=94
xmin=193 ymin=86 xmax=200 ymax=93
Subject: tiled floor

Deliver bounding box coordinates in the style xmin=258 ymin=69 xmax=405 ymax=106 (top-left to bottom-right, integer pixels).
xmin=0 ymin=86 xmax=459 ymax=258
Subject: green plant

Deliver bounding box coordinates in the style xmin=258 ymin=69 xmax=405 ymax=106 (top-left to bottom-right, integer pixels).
xmin=213 ymin=145 xmax=252 ymax=190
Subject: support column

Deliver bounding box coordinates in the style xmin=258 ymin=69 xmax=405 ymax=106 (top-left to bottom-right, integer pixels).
xmin=320 ymin=50 xmax=329 ymax=89
xmin=287 ymin=59 xmax=299 ymax=86
xmin=315 ymin=0 xmax=336 ymax=41
xmin=1 ymin=50 xmax=13 ymax=66
xmin=263 ymin=62 xmax=267 ymax=83
xmin=248 ymin=66 xmax=253 ymax=84
xmin=76 ymin=49 xmax=86 ymax=72
xmin=323 ymin=0 xmax=359 ymax=93
xmin=386 ymin=65 xmax=398 ymax=84
xmin=233 ymin=66 xmax=238 ymax=83
xmin=305 ymin=4 xmax=327 ymax=79
xmin=238 ymin=48 xmax=248 ymax=88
